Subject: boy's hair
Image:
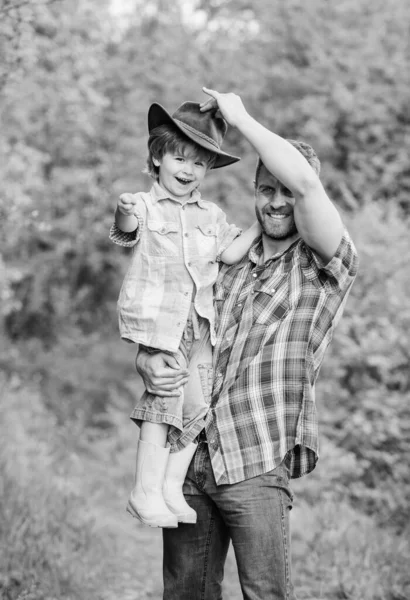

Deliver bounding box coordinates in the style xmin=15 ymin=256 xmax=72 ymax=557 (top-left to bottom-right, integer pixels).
xmin=254 ymin=139 xmax=321 ymax=187
xmin=145 ymin=124 xmax=217 ymax=179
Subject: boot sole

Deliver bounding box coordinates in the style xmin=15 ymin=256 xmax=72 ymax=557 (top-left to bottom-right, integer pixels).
xmin=176 ymin=515 xmax=197 ymax=524
xmin=126 ymin=502 xmax=178 ymax=528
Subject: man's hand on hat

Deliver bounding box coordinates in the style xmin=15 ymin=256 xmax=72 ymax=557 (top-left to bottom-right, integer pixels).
xmin=200 ymin=87 xmax=248 ymax=128
xmin=118 ymin=192 xmax=137 ymax=216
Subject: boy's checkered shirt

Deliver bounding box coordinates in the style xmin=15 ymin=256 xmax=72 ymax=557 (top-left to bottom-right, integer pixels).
xmin=201 ymin=230 xmax=358 ymax=485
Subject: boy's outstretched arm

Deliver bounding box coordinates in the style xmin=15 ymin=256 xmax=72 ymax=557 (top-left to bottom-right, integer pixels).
xmin=220 ymin=221 xmax=261 ymax=264
xmin=200 ymin=88 xmax=344 ymax=264
xmin=115 ymin=193 xmax=140 ymax=232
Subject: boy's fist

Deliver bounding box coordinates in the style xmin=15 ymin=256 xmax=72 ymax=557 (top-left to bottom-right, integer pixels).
xmin=118 ymin=193 xmax=137 ymax=216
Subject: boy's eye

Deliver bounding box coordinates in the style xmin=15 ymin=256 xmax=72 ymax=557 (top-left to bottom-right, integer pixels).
xmin=195 ymin=161 xmax=205 ymax=167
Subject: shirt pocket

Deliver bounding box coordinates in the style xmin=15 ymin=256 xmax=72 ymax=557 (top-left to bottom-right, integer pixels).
xmin=254 ymin=280 xmax=290 ymax=326
xmin=254 ymin=299 xmax=290 ymax=326
xmin=195 ymin=223 xmax=218 ymax=257
xmin=146 ymin=220 xmax=179 ymax=257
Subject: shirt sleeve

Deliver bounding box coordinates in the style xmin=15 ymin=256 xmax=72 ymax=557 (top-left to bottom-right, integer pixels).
xmin=109 ymin=222 xmax=140 ymax=248
xmin=303 ymin=228 xmax=359 ymax=294
xmin=108 ymin=197 xmax=145 ymax=248
xmin=214 ymin=208 xmax=242 ymax=262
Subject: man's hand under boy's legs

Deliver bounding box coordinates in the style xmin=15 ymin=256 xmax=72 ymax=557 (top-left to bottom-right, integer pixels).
xmin=135 ymin=349 xmax=189 ymax=397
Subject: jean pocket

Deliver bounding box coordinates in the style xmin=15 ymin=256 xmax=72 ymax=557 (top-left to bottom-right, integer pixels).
xmin=266 ymin=465 xmax=294 ymax=504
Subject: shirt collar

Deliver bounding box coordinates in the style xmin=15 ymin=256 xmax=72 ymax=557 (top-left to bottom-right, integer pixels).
xmin=150 ymin=182 xmax=208 ymax=209
xmin=248 ymin=236 xmax=300 ymax=268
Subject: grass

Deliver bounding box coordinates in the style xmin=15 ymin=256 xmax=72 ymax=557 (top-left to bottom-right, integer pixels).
xmin=1 ymin=352 xmax=409 ymax=600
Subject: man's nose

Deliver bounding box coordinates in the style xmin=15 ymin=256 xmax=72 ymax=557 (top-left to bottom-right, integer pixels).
xmin=270 ymin=190 xmax=287 ymax=208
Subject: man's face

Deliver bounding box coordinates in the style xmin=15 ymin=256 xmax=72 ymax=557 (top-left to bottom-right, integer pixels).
xmin=255 ymin=166 xmax=298 ymax=240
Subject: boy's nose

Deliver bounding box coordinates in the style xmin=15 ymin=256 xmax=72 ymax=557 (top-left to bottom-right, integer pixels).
xmin=182 ymin=161 xmax=194 ymax=174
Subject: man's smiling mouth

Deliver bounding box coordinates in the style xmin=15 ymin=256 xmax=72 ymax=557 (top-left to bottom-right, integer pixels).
xmin=264 ymin=212 xmax=289 ymax=219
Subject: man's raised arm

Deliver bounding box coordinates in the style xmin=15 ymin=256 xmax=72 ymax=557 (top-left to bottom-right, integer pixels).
xmin=200 ymin=88 xmax=344 ymax=263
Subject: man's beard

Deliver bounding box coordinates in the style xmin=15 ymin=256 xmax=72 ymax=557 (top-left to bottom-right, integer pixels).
xmin=256 ymin=205 xmax=298 ymax=240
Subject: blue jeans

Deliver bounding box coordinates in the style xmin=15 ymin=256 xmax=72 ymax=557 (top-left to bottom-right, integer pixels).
xmin=162 ymin=440 xmax=297 ymax=600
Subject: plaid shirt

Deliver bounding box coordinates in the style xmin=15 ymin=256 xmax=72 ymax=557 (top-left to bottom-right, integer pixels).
xmin=204 ymin=230 xmax=358 ymax=485
xmin=110 ymin=183 xmax=240 ymax=352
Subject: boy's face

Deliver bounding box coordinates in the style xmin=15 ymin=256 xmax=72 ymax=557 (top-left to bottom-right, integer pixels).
xmin=153 ymin=147 xmax=209 ymax=203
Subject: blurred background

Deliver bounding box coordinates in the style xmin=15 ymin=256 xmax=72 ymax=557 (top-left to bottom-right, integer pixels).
xmin=1 ymin=0 xmax=409 ymax=598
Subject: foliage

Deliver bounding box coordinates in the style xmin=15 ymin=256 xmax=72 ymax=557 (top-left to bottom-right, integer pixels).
xmin=1 ymin=0 xmax=410 ymax=598
xmin=316 ymin=203 xmax=410 ymax=530
xmin=0 ymin=381 xmax=105 ymax=600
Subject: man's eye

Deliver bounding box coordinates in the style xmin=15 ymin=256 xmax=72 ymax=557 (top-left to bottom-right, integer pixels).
xmin=283 ymin=188 xmax=293 ymax=197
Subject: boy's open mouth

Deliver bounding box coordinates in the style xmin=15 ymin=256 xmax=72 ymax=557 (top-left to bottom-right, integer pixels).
xmin=175 ymin=177 xmax=193 ymax=185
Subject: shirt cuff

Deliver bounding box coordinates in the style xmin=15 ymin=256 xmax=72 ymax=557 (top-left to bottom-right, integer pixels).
xmin=109 ymin=223 xmax=140 ymax=247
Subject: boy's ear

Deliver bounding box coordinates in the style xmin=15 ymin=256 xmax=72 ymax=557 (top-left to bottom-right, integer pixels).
xmin=152 ymin=156 xmax=161 ymax=167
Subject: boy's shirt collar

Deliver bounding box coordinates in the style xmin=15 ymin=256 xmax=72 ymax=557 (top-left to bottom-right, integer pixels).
xmin=150 ymin=181 xmax=208 ymax=209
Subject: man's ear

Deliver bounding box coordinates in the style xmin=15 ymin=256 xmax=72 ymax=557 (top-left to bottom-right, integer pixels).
xmin=153 ymin=156 xmax=161 ymax=167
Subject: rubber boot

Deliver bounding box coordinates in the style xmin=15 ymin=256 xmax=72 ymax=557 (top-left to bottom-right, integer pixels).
xmin=163 ymin=443 xmax=197 ymax=523
xmin=126 ymin=440 xmax=178 ymax=528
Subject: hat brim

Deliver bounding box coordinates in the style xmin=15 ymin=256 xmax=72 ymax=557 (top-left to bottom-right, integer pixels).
xmin=148 ymin=103 xmax=240 ymax=169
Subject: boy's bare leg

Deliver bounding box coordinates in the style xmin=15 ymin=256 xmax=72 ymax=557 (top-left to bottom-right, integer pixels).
xmin=140 ymin=421 xmax=169 ymax=445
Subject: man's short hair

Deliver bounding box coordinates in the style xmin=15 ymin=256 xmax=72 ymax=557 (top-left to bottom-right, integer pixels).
xmin=145 ymin=124 xmax=217 ymax=179
xmin=254 ymin=139 xmax=321 ymax=187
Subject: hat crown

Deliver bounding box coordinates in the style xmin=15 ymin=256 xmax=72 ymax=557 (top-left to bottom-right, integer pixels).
xmin=147 ymin=101 xmax=240 ymax=169
xmin=171 ymin=102 xmax=227 ymax=150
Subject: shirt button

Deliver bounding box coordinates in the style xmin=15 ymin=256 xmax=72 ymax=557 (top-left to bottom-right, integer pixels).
xmin=271 ymin=288 xmax=276 ymax=293
xmin=184 ymin=292 xmax=189 ymax=296
xmin=187 ymin=262 xmax=191 ymax=266
xmin=184 ymin=233 xmax=189 ymax=237
xmin=252 ymin=273 xmax=257 ymax=278
xmin=208 ymin=260 xmax=215 ymax=264
xmin=237 ymin=303 xmax=242 ymax=307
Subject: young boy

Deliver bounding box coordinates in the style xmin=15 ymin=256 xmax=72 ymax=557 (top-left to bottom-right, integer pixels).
xmin=110 ymin=100 xmax=261 ymax=528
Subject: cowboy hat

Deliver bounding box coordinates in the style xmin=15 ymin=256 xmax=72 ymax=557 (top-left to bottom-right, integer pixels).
xmin=148 ymin=101 xmax=240 ymax=169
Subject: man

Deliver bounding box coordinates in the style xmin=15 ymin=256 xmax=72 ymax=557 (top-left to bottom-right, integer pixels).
xmin=136 ymin=88 xmax=359 ymax=600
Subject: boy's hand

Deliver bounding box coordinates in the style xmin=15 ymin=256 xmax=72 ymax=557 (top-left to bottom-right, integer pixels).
xmin=136 ymin=349 xmax=189 ymax=397
xmin=200 ymin=87 xmax=249 ymax=128
xmin=118 ymin=193 xmax=137 ymax=216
